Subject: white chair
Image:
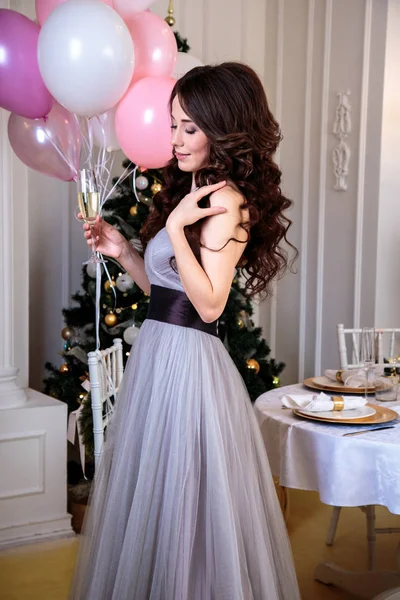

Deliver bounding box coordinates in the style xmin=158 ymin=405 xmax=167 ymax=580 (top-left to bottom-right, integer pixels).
xmin=337 ymin=324 xmax=400 ymax=369
xmin=88 ymin=338 xmax=124 ymax=468
xmin=327 ymin=325 xmax=400 ymax=570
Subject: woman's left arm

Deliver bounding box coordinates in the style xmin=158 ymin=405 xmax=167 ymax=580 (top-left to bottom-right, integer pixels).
xmin=166 ymin=185 xmax=247 ymax=323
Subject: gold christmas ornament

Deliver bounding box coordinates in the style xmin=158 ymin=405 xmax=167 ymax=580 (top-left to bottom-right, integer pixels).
xmin=104 ymin=279 xmax=116 ymax=293
xmin=237 ymin=318 xmax=244 ymax=329
xmin=273 ymin=376 xmax=281 ymax=387
xmin=151 ymin=182 xmax=162 ymax=195
xmin=165 ymin=0 xmax=175 ymax=26
xmin=61 ymin=326 xmax=73 ymax=340
xmin=129 ymin=205 xmax=138 ymax=216
xmin=59 ymin=363 xmax=69 ymax=373
xmin=246 ymin=358 xmax=260 ymax=374
xmin=105 ymin=313 xmax=118 ymax=326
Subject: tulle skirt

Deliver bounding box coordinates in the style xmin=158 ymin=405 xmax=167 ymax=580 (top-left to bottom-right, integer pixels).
xmin=69 ymin=319 xmax=300 ymax=600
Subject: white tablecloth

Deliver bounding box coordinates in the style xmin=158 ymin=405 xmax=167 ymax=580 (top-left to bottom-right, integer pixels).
xmin=254 ymin=383 xmax=400 ymax=514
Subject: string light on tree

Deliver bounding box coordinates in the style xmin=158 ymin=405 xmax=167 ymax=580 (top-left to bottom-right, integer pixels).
xmin=129 ymin=205 xmax=138 ymax=216
xmin=151 ymin=182 xmax=162 ymax=195
xmin=59 ymin=363 xmax=69 ymax=373
xmin=273 ymin=376 xmax=281 ymax=387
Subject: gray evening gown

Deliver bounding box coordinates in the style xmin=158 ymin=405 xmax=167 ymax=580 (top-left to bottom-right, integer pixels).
xmin=69 ymin=227 xmax=301 ymax=600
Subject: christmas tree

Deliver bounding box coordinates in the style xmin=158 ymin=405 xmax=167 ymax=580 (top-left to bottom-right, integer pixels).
xmin=43 ymin=33 xmax=285 ymax=464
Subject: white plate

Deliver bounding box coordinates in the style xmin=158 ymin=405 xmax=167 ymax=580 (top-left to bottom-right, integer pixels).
xmin=296 ymin=405 xmax=376 ymax=420
xmin=313 ymin=375 xmax=375 ymax=389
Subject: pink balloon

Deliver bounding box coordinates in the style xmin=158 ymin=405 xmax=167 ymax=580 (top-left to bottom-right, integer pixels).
xmin=8 ymin=103 xmax=81 ymax=181
xmin=113 ymin=0 xmax=156 ymax=19
xmin=126 ymin=12 xmax=177 ymax=80
xmin=35 ymin=0 xmax=113 ymax=26
xmin=0 ymin=9 xmax=52 ymax=119
xmin=115 ymin=77 xmax=175 ymax=169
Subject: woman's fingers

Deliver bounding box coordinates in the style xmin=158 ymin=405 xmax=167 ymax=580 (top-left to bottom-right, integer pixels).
xmin=194 ymin=181 xmax=227 ymax=198
xmin=203 ymin=206 xmax=227 ymax=217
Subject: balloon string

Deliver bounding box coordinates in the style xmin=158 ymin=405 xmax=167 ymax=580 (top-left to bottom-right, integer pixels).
xmin=95 ymin=260 xmax=101 ymax=350
xmin=94 ymin=256 xmax=116 ymax=352
xmin=42 ymin=126 xmax=78 ymax=179
xmin=131 ymin=165 xmax=140 ymax=203
xmin=101 ymin=164 xmax=135 ymax=208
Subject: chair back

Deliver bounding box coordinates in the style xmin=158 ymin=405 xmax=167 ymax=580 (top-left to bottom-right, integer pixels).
xmin=337 ymin=324 xmax=400 ymax=369
xmin=87 ymin=338 xmax=124 ymax=466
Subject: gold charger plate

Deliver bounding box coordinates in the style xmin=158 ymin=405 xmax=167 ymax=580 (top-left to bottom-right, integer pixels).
xmin=303 ymin=376 xmax=384 ymax=395
xmin=293 ymin=403 xmax=398 ymax=425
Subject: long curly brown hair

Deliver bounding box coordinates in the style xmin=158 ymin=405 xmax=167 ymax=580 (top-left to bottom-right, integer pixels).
xmin=140 ymin=62 xmax=297 ymax=298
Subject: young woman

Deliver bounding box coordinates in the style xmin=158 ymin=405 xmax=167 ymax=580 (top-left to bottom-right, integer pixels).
xmin=70 ymin=62 xmax=300 ymax=599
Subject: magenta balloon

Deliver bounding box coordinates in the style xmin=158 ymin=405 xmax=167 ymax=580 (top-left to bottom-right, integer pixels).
xmin=35 ymin=0 xmax=113 ymax=27
xmin=115 ymin=77 xmax=175 ymax=169
xmin=126 ymin=11 xmax=177 ymax=80
xmin=8 ymin=103 xmax=81 ymax=181
xmin=0 ymin=9 xmax=52 ymax=119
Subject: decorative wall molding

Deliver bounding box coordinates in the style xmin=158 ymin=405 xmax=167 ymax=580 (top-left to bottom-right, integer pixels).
xmin=0 ymin=431 xmax=45 ymax=499
xmin=332 ymin=91 xmax=352 ymax=191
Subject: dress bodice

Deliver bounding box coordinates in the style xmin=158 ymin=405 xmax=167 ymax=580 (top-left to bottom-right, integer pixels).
xmin=144 ymin=227 xmax=184 ymax=292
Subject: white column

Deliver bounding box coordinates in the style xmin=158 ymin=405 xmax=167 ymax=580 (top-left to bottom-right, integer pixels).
xmin=0 ymin=0 xmax=73 ymax=547
xmin=375 ymin=0 xmax=400 ymax=328
xmin=0 ymin=110 xmax=27 ymax=408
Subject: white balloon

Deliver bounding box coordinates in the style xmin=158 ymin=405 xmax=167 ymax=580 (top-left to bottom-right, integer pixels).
xmin=123 ymin=325 xmax=140 ymax=345
xmin=113 ymin=0 xmax=156 ymax=19
xmin=91 ymin=107 xmax=120 ymax=151
xmin=172 ymin=52 xmax=203 ymax=80
xmin=38 ymin=0 xmax=135 ymax=117
xmin=116 ymin=273 xmax=134 ymax=292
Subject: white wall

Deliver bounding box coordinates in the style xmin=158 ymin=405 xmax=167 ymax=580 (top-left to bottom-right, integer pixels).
xmin=26 ymin=0 xmax=394 ymax=391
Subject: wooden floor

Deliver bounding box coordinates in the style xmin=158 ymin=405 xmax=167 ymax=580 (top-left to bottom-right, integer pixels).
xmin=1 ymin=489 xmax=400 ymax=599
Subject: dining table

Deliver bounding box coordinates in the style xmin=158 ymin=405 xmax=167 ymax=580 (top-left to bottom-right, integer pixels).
xmin=254 ymin=381 xmax=400 ymax=599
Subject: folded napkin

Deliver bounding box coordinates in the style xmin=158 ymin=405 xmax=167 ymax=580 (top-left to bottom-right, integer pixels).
xmin=324 ymin=368 xmax=377 ymax=388
xmin=281 ymin=392 xmax=367 ymax=412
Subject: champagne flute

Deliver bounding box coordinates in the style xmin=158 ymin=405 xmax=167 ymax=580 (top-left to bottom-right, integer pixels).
xmin=361 ymin=327 xmax=375 ymax=401
xmin=77 ymin=169 xmax=104 ymax=264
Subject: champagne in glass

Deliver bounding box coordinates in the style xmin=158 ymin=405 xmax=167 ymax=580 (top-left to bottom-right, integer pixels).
xmin=78 ymin=190 xmax=100 ymax=224
xmin=77 ymin=169 xmax=104 ymax=264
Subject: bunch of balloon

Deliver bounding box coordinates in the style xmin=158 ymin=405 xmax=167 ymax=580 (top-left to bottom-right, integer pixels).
xmin=0 ymin=0 xmax=183 ymax=196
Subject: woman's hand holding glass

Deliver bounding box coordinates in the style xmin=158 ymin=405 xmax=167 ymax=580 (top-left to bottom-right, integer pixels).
xmin=79 ymin=214 xmax=129 ymax=262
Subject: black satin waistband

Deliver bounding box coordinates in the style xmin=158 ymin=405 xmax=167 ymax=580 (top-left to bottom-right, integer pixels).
xmin=146 ymin=285 xmax=219 ymax=337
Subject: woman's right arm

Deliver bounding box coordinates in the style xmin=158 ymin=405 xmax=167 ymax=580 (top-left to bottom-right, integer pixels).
xmin=82 ymin=215 xmax=151 ymax=294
